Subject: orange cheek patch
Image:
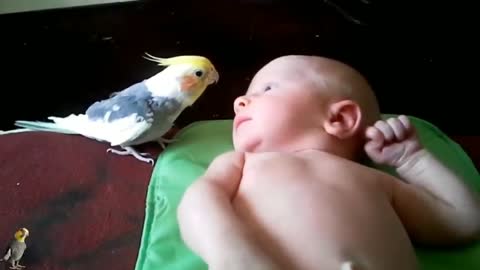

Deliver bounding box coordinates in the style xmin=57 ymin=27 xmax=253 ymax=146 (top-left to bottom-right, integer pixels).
xmin=180 ymin=75 xmax=197 ymax=91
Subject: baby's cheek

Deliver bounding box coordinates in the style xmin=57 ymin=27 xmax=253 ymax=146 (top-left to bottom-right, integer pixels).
xmin=258 ymin=106 xmax=278 ymax=121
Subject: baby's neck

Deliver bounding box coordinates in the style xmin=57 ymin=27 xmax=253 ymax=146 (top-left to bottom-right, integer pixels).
xmin=250 ymin=131 xmax=362 ymax=161
xmin=285 ymin=135 xmax=360 ymax=161
xmin=291 ymin=147 xmax=358 ymax=161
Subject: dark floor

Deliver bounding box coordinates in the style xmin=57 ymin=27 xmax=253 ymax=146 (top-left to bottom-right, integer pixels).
xmin=0 ymin=132 xmax=161 ymax=270
xmin=0 ymin=0 xmax=477 ymax=135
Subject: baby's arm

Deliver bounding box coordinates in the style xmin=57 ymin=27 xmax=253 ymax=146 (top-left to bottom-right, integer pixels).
xmin=177 ymin=151 xmax=282 ymax=270
xmin=393 ymin=148 xmax=480 ymax=245
xmin=365 ymin=115 xmax=480 ymax=246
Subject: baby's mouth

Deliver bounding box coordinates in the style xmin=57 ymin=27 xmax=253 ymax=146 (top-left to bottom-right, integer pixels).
xmin=234 ymin=116 xmax=251 ymax=130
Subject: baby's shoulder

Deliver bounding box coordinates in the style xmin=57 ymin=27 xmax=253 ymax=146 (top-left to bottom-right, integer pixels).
xmin=323 ymin=154 xmax=400 ymax=184
xmin=209 ymin=150 xmax=246 ymax=169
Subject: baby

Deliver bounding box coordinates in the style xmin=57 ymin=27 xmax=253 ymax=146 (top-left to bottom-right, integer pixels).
xmin=177 ymin=55 xmax=480 ymax=270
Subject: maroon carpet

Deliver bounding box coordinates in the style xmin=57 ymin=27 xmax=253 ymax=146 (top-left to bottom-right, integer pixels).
xmin=0 ymin=132 xmax=165 ymax=270
xmin=0 ymin=132 xmax=478 ymax=270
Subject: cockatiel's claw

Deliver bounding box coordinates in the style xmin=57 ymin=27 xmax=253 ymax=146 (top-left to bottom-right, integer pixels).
xmin=158 ymin=137 xmax=177 ymax=149
xmin=107 ymin=146 xmax=155 ymax=165
xmin=160 ymin=138 xmax=177 ymax=144
xmin=106 ymin=147 xmax=150 ymax=157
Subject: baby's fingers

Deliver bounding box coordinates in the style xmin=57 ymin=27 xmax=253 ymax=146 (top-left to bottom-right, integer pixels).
xmin=365 ymin=126 xmax=384 ymax=142
xmin=364 ymin=127 xmax=385 ymax=161
xmin=387 ymin=117 xmax=407 ymax=141
xmin=398 ymin=115 xmax=413 ymax=132
xmin=374 ymin=120 xmax=395 ymax=142
xmin=364 ymin=126 xmax=384 ymax=151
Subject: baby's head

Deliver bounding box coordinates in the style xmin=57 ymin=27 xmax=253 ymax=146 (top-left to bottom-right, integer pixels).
xmin=232 ymin=55 xmax=380 ymax=159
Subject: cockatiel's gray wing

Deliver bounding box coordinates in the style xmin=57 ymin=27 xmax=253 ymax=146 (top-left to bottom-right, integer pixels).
xmin=1 ymin=240 xmax=26 ymax=262
xmin=9 ymin=241 xmax=26 ymax=261
xmin=2 ymin=246 xmax=11 ymax=261
xmin=84 ymin=82 xmax=183 ymax=146
xmin=82 ymin=81 xmax=156 ymax=146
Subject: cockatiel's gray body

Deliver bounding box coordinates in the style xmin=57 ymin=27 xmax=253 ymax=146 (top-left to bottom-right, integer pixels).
xmin=1 ymin=228 xmax=29 ymax=270
xmin=0 ymin=54 xmax=219 ymax=164
xmin=2 ymin=241 xmax=26 ymax=269
xmin=81 ymin=80 xmax=183 ymax=147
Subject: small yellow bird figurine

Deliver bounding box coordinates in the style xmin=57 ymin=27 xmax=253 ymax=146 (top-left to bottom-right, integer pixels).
xmin=1 ymin=228 xmax=29 ymax=269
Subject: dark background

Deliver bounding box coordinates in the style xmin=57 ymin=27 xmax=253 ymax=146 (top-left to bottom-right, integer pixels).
xmin=0 ymin=0 xmax=477 ymax=135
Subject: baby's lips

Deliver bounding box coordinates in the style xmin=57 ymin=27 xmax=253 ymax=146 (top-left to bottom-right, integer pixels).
xmin=234 ymin=116 xmax=252 ymax=130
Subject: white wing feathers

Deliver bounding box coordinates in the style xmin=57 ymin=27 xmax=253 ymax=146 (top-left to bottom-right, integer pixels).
xmin=47 ymin=113 xmax=151 ymax=146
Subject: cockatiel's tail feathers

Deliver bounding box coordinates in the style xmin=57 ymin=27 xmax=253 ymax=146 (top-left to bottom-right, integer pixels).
xmin=13 ymin=120 xmax=78 ymax=134
xmin=0 ymin=128 xmax=37 ymax=135
xmin=2 ymin=247 xmax=11 ymax=261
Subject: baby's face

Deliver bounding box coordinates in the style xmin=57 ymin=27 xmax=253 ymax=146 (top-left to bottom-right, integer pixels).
xmin=233 ymin=59 xmax=329 ymax=152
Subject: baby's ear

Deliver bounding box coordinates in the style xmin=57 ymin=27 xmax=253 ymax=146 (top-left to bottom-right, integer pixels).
xmin=323 ymin=100 xmax=362 ymax=139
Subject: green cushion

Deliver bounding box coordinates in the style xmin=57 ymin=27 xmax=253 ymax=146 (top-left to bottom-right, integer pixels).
xmin=134 ymin=115 xmax=480 ymax=270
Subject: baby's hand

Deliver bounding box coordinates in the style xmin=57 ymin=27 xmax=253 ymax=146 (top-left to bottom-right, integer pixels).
xmin=364 ymin=115 xmax=423 ymax=168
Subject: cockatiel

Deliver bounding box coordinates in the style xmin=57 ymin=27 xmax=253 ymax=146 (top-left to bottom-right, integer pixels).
xmin=1 ymin=228 xmax=29 ymax=270
xmin=2 ymin=53 xmax=219 ymax=164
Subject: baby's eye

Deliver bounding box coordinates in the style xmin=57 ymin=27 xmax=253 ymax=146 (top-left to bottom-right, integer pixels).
xmin=264 ymin=85 xmax=272 ymax=92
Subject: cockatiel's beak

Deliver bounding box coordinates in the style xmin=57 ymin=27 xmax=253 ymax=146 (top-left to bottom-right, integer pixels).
xmin=210 ymin=69 xmax=219 ymax=84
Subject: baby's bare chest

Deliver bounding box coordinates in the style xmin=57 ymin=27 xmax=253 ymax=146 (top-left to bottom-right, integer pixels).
xmin=238 ymin=152 xmax=385 ymax=199
xmin=235 ymin=152 xmax=392 ymax=223
xmin=232 ymin=152 xmax=415 ymax=270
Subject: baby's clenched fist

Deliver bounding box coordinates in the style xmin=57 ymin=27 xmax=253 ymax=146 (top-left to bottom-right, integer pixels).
xmin=364 ymin=115 xmax=423 ymax=168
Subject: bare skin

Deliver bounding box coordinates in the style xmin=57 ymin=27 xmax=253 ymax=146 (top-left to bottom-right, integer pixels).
xmin=234 ymin=149 xmax=418 ymax=270
xmin=177 ymin=55 xmax=480 ymax=270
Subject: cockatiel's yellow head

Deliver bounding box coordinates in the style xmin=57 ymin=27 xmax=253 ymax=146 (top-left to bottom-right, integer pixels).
xmin=14 ymin=228 xmax=29 ymax=242
xmin=143 ymin=53 xmax=219 ymax=105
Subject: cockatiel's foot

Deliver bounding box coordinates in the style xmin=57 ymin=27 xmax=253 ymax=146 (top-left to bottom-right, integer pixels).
xmin=158 ymin=137 xmax=177 ymax=149
xmin=16 ymin=264 xmax=26 ymax=268
xmin=106 ymin=146 xmax=155 ymax=165
xmin=341 ymin=261 xmax=362 ymax=270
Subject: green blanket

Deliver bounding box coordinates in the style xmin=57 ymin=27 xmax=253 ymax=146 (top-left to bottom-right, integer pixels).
xmin=134 ymin=115 xmax=480 ymax=270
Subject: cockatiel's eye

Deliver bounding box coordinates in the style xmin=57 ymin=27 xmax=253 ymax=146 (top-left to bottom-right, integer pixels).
xmin=194 ymin=70 xmax=204 ymax=77
xmin=264 ymin=85 xmax=272 ymax=92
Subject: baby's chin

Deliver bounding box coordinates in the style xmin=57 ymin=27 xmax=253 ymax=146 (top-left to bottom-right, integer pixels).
xmin=233 ymin=135 xmax=262 ymax=153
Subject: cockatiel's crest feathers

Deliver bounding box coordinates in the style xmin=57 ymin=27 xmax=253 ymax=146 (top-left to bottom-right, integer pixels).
xmin=143 ymin=53 xmax=214 ymax=70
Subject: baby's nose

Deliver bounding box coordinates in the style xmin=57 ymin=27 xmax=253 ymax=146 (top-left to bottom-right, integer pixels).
xmin=233 ymin=96 xmax=250 ymax=113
